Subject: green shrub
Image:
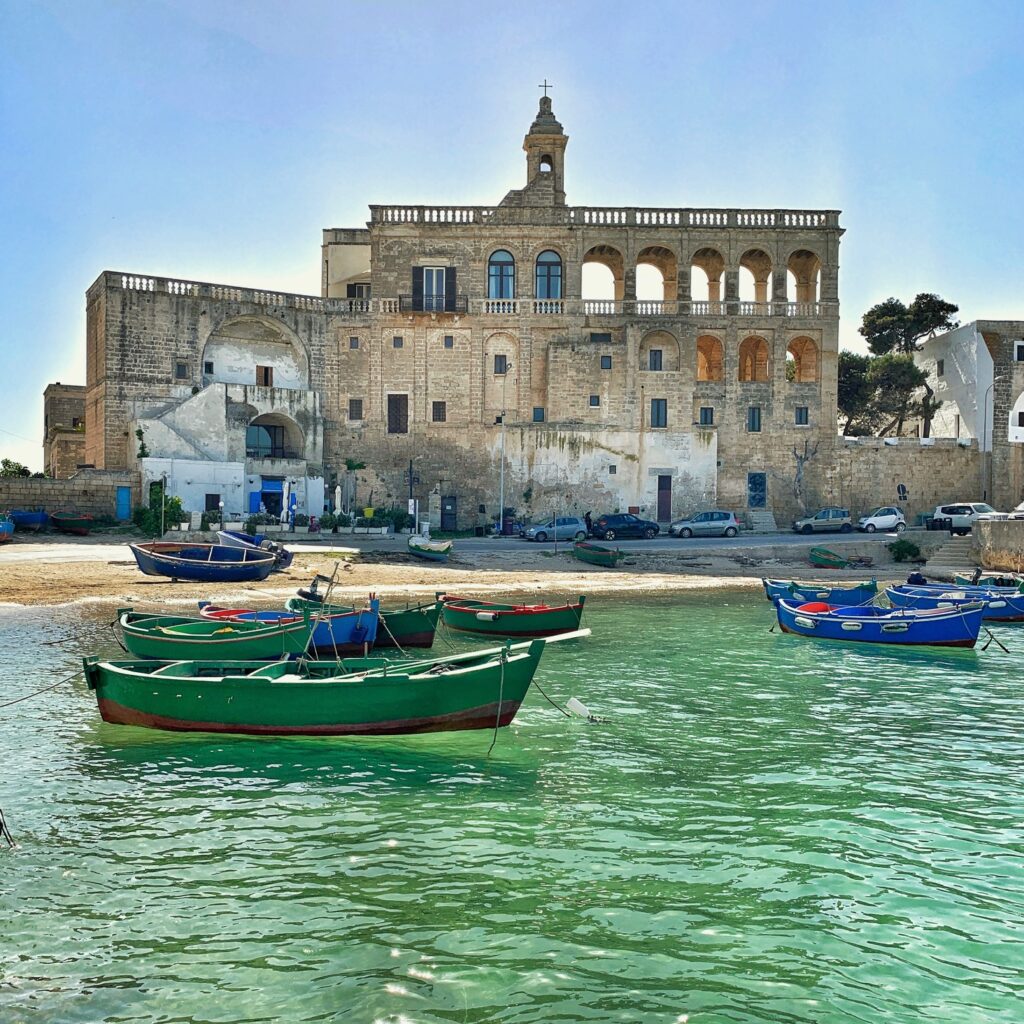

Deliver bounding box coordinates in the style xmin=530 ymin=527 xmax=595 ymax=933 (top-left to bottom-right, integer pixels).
xmin=318 ymin=513 xmax=336 ymax=530
xmin=888 ymin=538 xmax=921 ymax=562
xmin=337 ymin=512 xmax=352 ymax=528
xmin=293 ymin=513 xmax=310 ymax=527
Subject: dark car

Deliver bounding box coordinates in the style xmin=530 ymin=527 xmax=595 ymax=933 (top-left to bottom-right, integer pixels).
xmin=593 ymin=513 xmax=659 ymax=540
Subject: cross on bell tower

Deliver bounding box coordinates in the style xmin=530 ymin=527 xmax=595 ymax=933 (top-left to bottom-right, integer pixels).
xmin=522 ymin=85 xmax=568 ymax=206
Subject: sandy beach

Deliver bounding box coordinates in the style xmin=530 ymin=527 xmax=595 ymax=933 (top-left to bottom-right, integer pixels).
xmin=0 ymin=534 xmax=913 ymax=607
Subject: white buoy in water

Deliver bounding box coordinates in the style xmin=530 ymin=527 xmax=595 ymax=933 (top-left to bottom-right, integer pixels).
xmin=566 ymin=697 xmax=592 ymax=720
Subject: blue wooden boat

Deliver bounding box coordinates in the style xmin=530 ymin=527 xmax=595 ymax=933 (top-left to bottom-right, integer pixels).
xmin=887 ymin=584 xmax=1024 ymax=622
xmin=762 ymin=577 xmax=877 ymax=605
xmin=198 ymin=598 xmax=381 ymax=656
xmin=0 ymin=515 xmax=13 ymax=544
xmin=129 ymin=542 xmax=277 ymax=582
xmin=775 ymin=598 xmax=984 ymax=648
xmin=7 ymin=508 xmax=48 ymax=531
xmin=216 ymin=529 xmax=293 ymax=570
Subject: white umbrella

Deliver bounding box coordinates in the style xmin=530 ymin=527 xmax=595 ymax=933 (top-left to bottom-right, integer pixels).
xmin=281 ymin=480 xmax=291 ymax=523
xmin=335 ymin=484 xmax=342 ymax=513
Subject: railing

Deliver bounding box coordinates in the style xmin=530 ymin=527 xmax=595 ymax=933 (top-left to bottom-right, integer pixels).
xmin=482 ymin=298 xmax=520 ymax=314
xmin=786 ymin=302 xmax=821 ymax=317
xmin=583 ymin=299 xmax=619 ymax=315
xmin=533 ymin=299 xmax=564 ymax=314
xmin=398 ymin=294 xmax=469 ymax=313
xmin=370 ymin=206 xmax=841 ymax=228
xmin=738 ymin=302 xmax=771 ymax=316
xmin=634 ymin=300 xmax=676 ymax=316
xmin=245 ymin=447 xmax=304 ymax=460
xmin=690 ymin=301 xmax=728 ymax=316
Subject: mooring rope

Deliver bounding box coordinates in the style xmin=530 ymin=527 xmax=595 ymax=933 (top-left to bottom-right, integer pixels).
xmin=0 ymin=806 xmax=16 ymax=849
xmin=486 ymin=650 xmax=506 ymax=757
xmin=0 ymin=669 xmax=81 ymax=710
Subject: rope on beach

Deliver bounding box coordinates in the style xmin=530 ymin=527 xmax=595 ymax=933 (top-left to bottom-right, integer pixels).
xmin=0 ymin=669 xmax=81 ymax=710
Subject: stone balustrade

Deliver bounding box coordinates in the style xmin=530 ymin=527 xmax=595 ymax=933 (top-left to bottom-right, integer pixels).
xmin=369 ymin=205 xmax=841 ymax=229
xmin=103 ymin=273 xmax=835 ymax=321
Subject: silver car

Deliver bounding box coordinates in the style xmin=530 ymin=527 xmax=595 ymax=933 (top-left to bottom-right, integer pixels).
xmin=523 ymin=516 xmax=588 ymax=542
xmin=669 ymin=510 xmax=740 ymax=538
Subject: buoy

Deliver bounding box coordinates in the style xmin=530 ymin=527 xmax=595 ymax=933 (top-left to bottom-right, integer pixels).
xmin=566 ymin=697 xmax=592 ymax=719
xmin=475 ymin=611 xmax=498 ymax=621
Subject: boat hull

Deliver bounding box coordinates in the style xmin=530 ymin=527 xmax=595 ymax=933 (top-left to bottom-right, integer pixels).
xmin=286 ymin=596 xmax=441 ymax=648
xmin=51 ymin=513 xmax=93 ymax=535
xmin=7 ymin=509 xmax=48 ymax=531
xmin=439 ymin=594 xmax=585 ymax=637
xmin=572 ymin=541 xmax=623 ymax=568
xmin=0 ymin=519 xmax=13 ymax=543
xmin=198 ymin=602 xmax=380 ymax=656
xmin=119 ymin=610 xmax=314 ymax=660
xmin=775 ymin=599 xmax=983 ymax=648
xmin=216 ymin=530 xmax=293 ymax=570
xmin=762 ymin=578 xmax=878 ymax=605
xmin=808 ymin=546 xmax=849 ymax=569
xmin=954 ymin=572 xmax=1024 ymax=588
xmin=408 ymin=536 xmax=452 ymax=563
xmin=887 ymin=585 xmax=1024 ymax=622
xmin=84 ymin=643 xmax=544 ymax=736
xmin=130 ymin=543 xmax=277 ymax=582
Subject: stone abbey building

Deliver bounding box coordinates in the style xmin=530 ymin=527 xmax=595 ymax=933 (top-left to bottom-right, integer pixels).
xmin=81 ymin=95 xmax=844 ymax=527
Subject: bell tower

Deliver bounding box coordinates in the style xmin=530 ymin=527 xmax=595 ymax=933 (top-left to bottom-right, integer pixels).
xmin=522 ymin=86 xmax=567 ymax=206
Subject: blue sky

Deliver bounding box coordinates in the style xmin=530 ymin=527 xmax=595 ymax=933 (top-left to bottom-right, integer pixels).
xmin=2 ymin=0 xmax=1022 ymax=469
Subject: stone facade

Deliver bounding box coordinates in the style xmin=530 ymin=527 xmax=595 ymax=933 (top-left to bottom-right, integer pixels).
xmin=77 ymin=96 xmax=845 ymax=526
xmin=0 ymin=469 xmax=138 ymax=519
xmin=42 ymin=383 xmax=86 ymax=478
xmin=974 ymin=519 xmax=1024 ymax=571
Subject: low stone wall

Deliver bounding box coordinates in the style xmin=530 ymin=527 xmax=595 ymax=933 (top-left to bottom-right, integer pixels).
xmin=0 ymin=469 xmax=139 ymax=519
xmin=974 ymin=520 xmax=1024 ymax=572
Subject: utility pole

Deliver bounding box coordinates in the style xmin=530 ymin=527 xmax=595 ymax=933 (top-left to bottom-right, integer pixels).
xmin=498 ymin=363 xmax=512 ymax=537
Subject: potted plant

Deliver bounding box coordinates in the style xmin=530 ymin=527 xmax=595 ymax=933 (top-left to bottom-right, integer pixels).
xmin=293 ymin=513 xmax=310 ymax=535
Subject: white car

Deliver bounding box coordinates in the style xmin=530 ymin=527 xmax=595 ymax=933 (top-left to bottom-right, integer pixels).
xmin=932 ymin=502 xmax=998 ymax=535
xmin=856 ymin=506 xmax=906 ymax=533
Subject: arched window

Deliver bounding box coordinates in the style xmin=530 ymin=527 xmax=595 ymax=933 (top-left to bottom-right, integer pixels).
xmin=787 ymin=337 xmax=819 ymax=382
xmin=540 ymin=155 xmax=553 ymax=173
xmin=738 ymin=337 xmax=770 ymax=382
xmin=535 ymin=250 xmax=562 ymax=299
xmin=696 ymin=336 xmax=724 ymax=381
xmin=488 ymin=250 xmax=515 ymax=300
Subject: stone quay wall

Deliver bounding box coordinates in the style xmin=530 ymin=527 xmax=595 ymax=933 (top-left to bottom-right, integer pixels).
xmin=0 ymin=470 xmax=139 ymax=519
xmin=974 ymin=519 xmax=1024 ymax=571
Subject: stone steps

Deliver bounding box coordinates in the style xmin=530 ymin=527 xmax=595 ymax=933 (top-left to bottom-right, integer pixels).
xmin=746 ymin=510 xmax=779 ymax=533
xmin=923 ymin=533 xmax=978 ymax=581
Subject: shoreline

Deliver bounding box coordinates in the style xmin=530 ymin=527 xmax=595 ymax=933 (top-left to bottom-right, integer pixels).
xmin=0 ymin=540 xmax=910 ymax=609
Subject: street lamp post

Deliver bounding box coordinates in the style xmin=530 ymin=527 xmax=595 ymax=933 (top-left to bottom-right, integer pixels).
xmin=981 ymin=375 xmax=1006 ymax=501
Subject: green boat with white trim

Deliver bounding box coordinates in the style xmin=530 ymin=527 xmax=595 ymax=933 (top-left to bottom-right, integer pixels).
xmin=438 ymin=593 xmax=586 ymax=637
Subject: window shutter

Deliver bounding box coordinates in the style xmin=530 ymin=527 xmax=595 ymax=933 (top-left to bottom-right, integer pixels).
xmin=445 ymin=267 xmax=457 ymax=310
xmin=411 ymin=267 xmax=424 ymax=311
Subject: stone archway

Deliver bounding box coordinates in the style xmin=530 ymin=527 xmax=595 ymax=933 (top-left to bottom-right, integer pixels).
xmin=202 ymin=315 xmax=310 ymax=390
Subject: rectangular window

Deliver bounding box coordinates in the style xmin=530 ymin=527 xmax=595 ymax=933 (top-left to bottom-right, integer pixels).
xmin=936 ymin=359 xmax=944 ymax=377
xmin=349 ymin=336 xmax=359 ymax=349
xmin=589 ymin=395 xmax=600 ymax=408
xmin=204 ymin=360 xmax=214 ymax=374
xmin=205 ymin=493 xmax=221 ymax=512
xmin=246 ymin=423 xmax=284 ymax=458
xmin=346 ymin=283 xmax=370 ymax=298
xmin=747 ymin=406 xmax=762 ymax=432
xmin=608 ymin=465 xmax=617 ymax=475
xmin=649 ymin=349 xmax=663 ymax=371
xmin=494 ymin=354 xmax=508 ymax=375
xmin=590 ymin=332 xmax=612 ymax=343
xmin=256 ymin=365 xmax=273 ymax=387
xmin=533 ymin=407 xmax=545 ymax=422
xmin=699 ymin=406 xmax=714 ymax=426
xmin=348 ymin=398 xmax=363 ymax=421
xmin=1019 ymin=412 xmax=1024 ymax=428
xmin=72 ymin=417 xmax=83 ymax=429
xmin=1016 ymin=342 xmax=1024 ymax=362
xmin=795 ymin=406 xmax=809 ymax=425
xmin=175 ymin=361 xmax=189 ymax=380
xmin=600 ymin=355 xmax=612 ymax=370
xmin=444 ymin=335 xmax=454 ymax=349
xmin=393 ymin=336 xmax=403 ymax=349
xmin=387 ymin=394 xmax=409 ymax=434
xmin=423 ymin=267 xmax=445 ymax=311
xmin=650 ymin=398 xmax=668 ymax=428
xmin=432 ymin=400 xmax=447 ymax=422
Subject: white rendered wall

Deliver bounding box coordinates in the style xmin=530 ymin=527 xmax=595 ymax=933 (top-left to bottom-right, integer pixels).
xmin=917 ymin=323 xmax=994 ymax=447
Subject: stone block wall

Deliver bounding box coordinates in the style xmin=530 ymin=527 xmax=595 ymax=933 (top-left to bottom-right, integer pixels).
xmin=974 ymin=519 xmax=1024 ymax=571
xmin=810 ymin=439 xmax=982 ymax=523
xmin=0 ymin=470 xmax=139 ymax=519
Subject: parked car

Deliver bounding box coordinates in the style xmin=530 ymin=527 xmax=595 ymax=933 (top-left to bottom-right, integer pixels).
xmin=669 ymin=510 xmax=740 ymax=538
xmin=522 ymin=516 xmax=588 ymax=542
xmin=592 ymin=513 xmax=660 ymax=540
xmin=856 ymin=506 xmax=906 ymax=533
xmin=933 ymin=502 xmax=998 ymax=534
xmin=792 ymin=507 xmax=853 ymax=534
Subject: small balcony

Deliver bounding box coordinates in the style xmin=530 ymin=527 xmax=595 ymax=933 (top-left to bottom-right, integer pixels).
xmin=399 ymin=294 xmax=469 ymax=313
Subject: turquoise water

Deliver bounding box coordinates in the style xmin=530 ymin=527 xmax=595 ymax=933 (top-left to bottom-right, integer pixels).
xmin=2 ymin=592 xmax=1023 ymax=1023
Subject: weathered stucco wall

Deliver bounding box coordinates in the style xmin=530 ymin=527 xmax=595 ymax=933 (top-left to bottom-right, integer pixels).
xmin=974 ymin=519 xmax=1024 ymax=571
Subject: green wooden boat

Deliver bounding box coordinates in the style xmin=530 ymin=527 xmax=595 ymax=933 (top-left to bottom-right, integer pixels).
xmin=117 ymin=608 xmax=314 ymax=660
xmin=82 ymin=635 xmax=571 ymax=735
xmin=953 ymin=571 xmax=1024 ymax=588
xmin=438 ymin=593 xmax=585 ymax=637
xmin=408 ymin=535 xmax=453 ymax=562
xmin=572 ymin=540 xmax=624 ymax=568
xmin=285 ymin=596 xmax=442 ymax=648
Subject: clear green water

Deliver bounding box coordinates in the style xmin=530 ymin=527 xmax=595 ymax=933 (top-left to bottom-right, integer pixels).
xmin=2 ymin=592 xmax=1023 ymax=1024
